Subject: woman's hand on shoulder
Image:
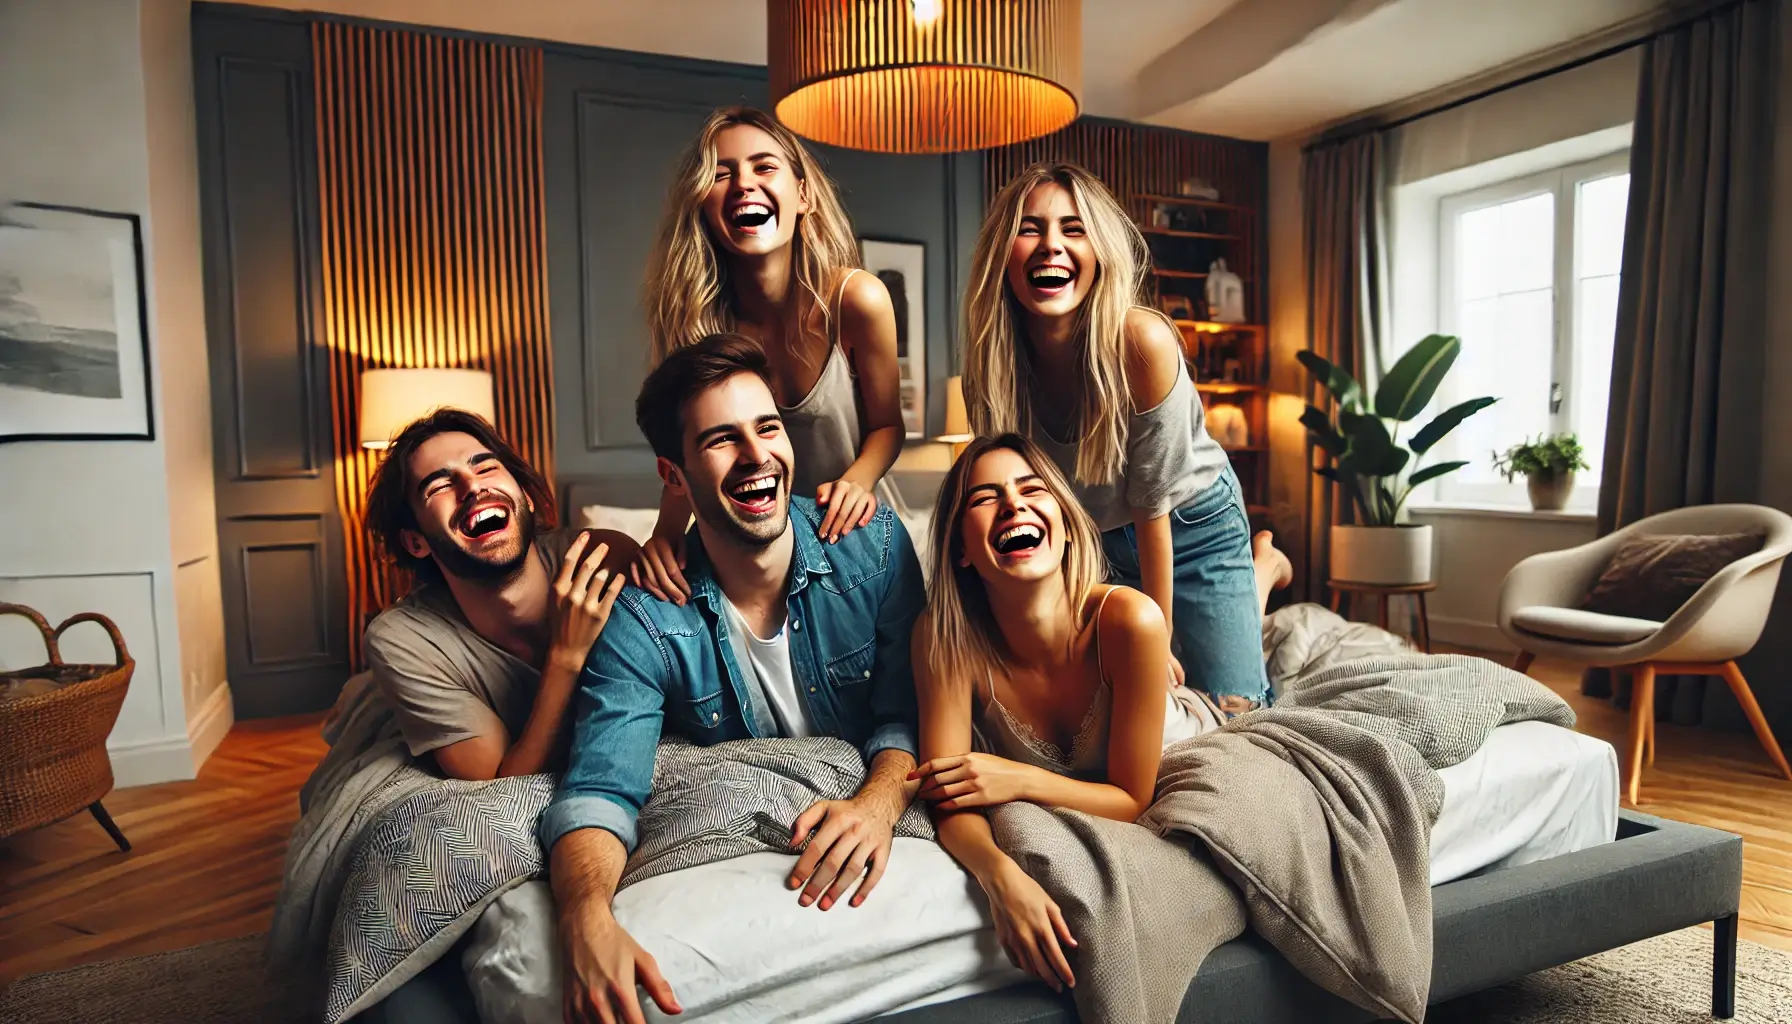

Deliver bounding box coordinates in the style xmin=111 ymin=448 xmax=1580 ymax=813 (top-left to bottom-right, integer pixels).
xmin=1122 ymin=307 xmax=1184 ymax=410
xmin=815 ymin=477 xmax=878 ymax=543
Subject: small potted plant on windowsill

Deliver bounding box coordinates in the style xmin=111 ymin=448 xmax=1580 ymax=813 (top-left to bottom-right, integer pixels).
xmin=1493 ymin=433 xmax=1590 ymax=512
xmin=1298 ymin=334 xmax=1496 ymax=585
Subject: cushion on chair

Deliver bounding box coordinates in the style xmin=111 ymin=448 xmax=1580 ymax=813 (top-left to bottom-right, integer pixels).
xmin=1511 ymin=606 xmax=1663 ymax=645
xmin=1580 ymin=532 xmax=1764 ymax=620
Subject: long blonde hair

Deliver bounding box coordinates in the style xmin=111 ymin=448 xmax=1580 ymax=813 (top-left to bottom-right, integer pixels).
xmin=642 ymin=106 xmax=861 ymax=365
xmin=962 ymin=162 xmax=1155 ymax=487
xmin=924 ymin=434 xmax=1109 ymax=691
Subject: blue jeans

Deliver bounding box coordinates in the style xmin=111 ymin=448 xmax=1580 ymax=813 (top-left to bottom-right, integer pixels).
xmin=1101 ymin=467 xmax=1270 ymax=710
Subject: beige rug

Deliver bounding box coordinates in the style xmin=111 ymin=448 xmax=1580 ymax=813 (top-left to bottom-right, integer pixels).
xmin=0 ymin=927 xmax=1786 ymax=1022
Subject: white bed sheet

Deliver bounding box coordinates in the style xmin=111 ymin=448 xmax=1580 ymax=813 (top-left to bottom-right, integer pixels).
xmin=465 ymin=722 xmax=1618 ymax=1024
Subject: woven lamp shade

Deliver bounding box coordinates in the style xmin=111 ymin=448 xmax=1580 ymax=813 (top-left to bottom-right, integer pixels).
xmin=769 ymin=0 xmax=1082 ymax=154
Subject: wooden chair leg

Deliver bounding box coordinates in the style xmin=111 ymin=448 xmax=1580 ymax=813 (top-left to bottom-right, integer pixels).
xmin=1717 ymin=661 xmax=1792 ymax=781
xmin=1645 ymin=699 xmax=1657 ymax=767
xmin=1415 ymin=592 xmax=1432 ymax=653
xmin=1330 ymin=588 xmax=1343 ymax=614
xmin=1512 ymin=650 xmax=1535 ymax=675
xmin=89 ymin=800 xmax=130 ymax=853
xmin=1626 ymin=664 xmax=1656 ymax=805
xmin=1377 ymin=594 xmax=1389 ymax=631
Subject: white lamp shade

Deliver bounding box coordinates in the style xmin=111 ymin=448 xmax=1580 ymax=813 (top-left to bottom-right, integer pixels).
xmin=937 ymin=375 xmax=973 ymax=443
xmin=359 ymin=368 xmax=495 ymax=449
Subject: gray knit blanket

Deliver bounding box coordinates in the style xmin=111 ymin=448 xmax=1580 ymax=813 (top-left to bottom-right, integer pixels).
xmin=267 ymin=674 xmax=928 ymax=1023
xmin=986 ymin=644 xmax=1575 ymax=1024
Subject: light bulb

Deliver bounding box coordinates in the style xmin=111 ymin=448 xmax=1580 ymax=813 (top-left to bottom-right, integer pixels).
xmin=911 ymin=0 xmax=942 ymax=26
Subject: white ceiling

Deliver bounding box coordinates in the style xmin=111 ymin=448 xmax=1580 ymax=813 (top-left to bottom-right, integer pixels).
xmin=239 ymin=0 xmax=1667 ymax=141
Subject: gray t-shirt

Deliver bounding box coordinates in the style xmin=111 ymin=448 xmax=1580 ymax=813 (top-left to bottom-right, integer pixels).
xmin=364 ymin=529 xmax=578 ymax=758
xmin=1029 ymin=352 xmax=1229 ymax=532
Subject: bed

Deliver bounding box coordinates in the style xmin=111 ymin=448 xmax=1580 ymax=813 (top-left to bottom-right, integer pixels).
xmin=461 ymin=720 xmax=1621 ymax=1024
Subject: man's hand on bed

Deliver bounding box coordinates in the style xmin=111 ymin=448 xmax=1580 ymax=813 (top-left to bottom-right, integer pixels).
xmin=786 ymin=793 xmax=898 ymax=911
xmin=560 ymin=902 xmax=682 ymax=1023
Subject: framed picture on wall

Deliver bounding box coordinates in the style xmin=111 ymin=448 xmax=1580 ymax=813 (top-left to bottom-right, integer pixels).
xmin=858 ymin=238 xmax=926 ymax=439
xmin=0 ymin=203 xmax=153 ymax=443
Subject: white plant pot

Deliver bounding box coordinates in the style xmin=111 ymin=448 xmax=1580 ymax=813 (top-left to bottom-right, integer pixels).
xmin=1329 ymin=524 xmax=1434 ymax=586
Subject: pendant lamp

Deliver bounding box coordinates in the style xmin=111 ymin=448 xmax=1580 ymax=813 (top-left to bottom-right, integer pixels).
xmin=769 ymin=0 xmax=1082 ymax=154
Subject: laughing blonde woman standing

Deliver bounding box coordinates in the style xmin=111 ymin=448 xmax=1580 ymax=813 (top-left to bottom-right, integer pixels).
xmin=633 ymin=107 xmax=905 ymax=603
xmin=961 ymin=162 xmax=1271 ymax=712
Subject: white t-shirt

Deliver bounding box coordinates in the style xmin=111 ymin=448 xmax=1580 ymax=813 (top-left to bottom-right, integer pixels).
xmin=720 ymin=595 xmax=818 ymax=739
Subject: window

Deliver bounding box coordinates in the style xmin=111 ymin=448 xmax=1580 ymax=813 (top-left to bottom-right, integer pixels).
xmin=1424 ymin=151 xmax=1630 ymax=508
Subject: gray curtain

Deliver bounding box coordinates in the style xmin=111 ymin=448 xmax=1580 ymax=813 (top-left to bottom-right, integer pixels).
xmin=1298 ymin=134 xmax=1389 ymax=602
xmin=1590 ymin=0 xmax=1779 ymax=723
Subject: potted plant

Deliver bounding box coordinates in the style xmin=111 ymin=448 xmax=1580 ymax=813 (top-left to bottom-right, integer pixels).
xmin=1298 ymin=334 xmax=1496 ymax=585
xmin=1493 ymin=433 xmax=1590 ymax=511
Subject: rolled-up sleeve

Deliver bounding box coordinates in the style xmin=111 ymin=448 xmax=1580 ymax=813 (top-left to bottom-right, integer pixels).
xmin=865 ymin=511 xmax=924 ymax=762
xmin=536 ymin=602 xmax=666 ymax=855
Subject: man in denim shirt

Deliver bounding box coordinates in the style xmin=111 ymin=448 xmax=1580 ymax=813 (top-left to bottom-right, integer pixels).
xmin=540 ymin=334 xmax=925 ymax=1023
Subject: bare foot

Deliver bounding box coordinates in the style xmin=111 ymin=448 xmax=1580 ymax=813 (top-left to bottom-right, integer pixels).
xmin=1252 ymin=530 xmax=1294 ymax=590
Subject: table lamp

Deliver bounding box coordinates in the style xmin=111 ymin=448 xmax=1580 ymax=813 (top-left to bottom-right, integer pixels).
xmin=936 ymin=375 xmax=974 ymax=460
xmin=358 ymin=368 xmax=495 ymax=450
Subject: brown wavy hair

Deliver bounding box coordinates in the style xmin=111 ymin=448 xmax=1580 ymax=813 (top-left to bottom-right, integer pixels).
xmin=363 ymin=408 xmax=557 ymax=584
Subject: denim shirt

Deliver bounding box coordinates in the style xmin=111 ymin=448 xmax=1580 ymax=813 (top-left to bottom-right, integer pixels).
xmin=537 ymin=498 xmax=925 ymax=855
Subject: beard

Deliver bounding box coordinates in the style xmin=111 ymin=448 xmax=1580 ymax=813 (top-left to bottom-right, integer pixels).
xmin=422 ymin=491 xmax=537 ymax=582
xmin=689 ymin=457 xmax=790 ymax=549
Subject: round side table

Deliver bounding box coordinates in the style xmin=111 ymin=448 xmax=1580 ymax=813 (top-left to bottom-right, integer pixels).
xmin=1327 ymin=579 xmax=1437 ymax=653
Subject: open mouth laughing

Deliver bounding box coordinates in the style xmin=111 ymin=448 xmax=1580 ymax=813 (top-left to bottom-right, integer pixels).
xmin=725 ymin=470 xmax=782 ymax=518
xmin=456 ymin=498 xmax=514 ymax=543
xmin=1026 ymin=263 xmax=1077 ymax=298
xmin=729 ymin=200 xmax=777 ymax=235
xmin=992 ymin=522 xmax=1045 ymax=559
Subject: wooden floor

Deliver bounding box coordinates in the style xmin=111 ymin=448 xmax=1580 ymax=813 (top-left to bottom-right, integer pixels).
xmin=2 ymin=655 xmax=1789 ymax=990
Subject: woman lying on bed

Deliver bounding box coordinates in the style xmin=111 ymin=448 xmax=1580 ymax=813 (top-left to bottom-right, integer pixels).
xmin=910 ymin=433 xmax=1290 ymax=994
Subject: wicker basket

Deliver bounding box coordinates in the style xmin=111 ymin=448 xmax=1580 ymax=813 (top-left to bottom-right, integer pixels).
xmin=0 ymin=602 xmax=136 ymax=848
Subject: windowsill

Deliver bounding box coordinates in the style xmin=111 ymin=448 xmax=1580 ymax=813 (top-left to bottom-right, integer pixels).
xmin=1406 ymin=502 xmax=1595 ymax=524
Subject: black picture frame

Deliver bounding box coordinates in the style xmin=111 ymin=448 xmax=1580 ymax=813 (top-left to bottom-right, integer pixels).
xmin=0 ymin=202 xmax=155 ymax=443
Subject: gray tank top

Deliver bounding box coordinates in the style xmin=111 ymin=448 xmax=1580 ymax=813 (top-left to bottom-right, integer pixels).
xmin=973 ymin=588 xmax=1222 ymax=782
xmin=1028 ymin=325 xmax=1229 ymax=532
xmin=780 ymin=269 xmax=902 ymax=511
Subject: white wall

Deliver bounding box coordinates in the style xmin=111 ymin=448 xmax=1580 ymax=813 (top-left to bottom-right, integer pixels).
xmin=0 ymin=0 xmax=227 ymax=783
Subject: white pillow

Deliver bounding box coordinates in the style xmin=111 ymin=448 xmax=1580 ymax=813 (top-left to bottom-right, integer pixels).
xmin=579 ymin=504 xmax=661 ymax=546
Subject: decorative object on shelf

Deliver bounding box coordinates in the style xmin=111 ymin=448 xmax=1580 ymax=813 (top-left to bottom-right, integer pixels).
xmin=1298 ymin=333 xmax=1497 ymax=585
xmin=358 ymin=368 xmax=495 ymax=450
xmin=1204 ymin=258 xmax=1247 ymax=324
xmin=0 ymin=602 xmax=135 ymax=852
xmin=1494 ymin=433 xmax=1591 ymax=511
xmin=1158 ymin=294 xmax=1194 ymax=321
xmin=1206 ymin=402 xmax=1250 ymax=449
xmin=768 ymin=0 xmax=1082 ymax=153
xmin=0 ymin=203 xmax=152 ymax=443
xmin=1150 ymin=205 xmax=1172 ymax=228
xmin=1176 ymin=177 xmax=1219 ymax=200
xmin=859 ymin=238 xmax=927 ymax=438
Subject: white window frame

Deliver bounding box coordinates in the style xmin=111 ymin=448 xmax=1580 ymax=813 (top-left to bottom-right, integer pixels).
xmin=1429 ymin=148 xmax=1630 ymax=510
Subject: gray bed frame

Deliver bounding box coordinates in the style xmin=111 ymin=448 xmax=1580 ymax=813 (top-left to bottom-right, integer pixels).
xmin=886 ymin=810 xmax=1743 ymax=1023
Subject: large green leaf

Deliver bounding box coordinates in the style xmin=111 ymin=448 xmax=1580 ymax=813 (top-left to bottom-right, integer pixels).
xmin=1296 ymin=350 xmax=1363 ymax=410
xmin=1407 ymin=460 xmax=1470 ymax=487
xmin=1375 ymin=334 xmax=1461 ymax=421
xmin=1411 ymin=396 xmax=1497 ymax=454
xmin=1299 ymin=405 xmax=1346 ymax=457
xmin=1337 ymin=415 xmax=1409 ymax=479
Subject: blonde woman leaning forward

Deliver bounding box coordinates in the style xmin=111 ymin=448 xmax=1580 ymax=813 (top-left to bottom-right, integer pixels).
xmin=961 ymin=162 xmax=1268 ymax=712
xmin=908 ymin=434 xmax=1290 ymax=991
xmin=633 ymin=106 xmax=904 ymax=603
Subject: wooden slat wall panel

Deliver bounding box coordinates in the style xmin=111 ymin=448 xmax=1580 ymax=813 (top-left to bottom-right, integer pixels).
xmin=981 ymin=119 xmax=1267 ymax=322
xmin=313 ymin=23 xmax=552 ymax=656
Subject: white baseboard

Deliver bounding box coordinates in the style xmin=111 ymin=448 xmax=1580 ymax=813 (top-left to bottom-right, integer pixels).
xmin=1426 ymin=613 xmax=1513 ymax=656
xmin=187 ymin=683 xmax=235 ymax=771
xmin=108 ymin=734 xmax=196 ymax=788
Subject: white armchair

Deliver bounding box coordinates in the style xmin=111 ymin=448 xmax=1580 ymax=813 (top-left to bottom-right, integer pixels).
xmin=1497 ymin=504 xmax=1792 ymax=803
